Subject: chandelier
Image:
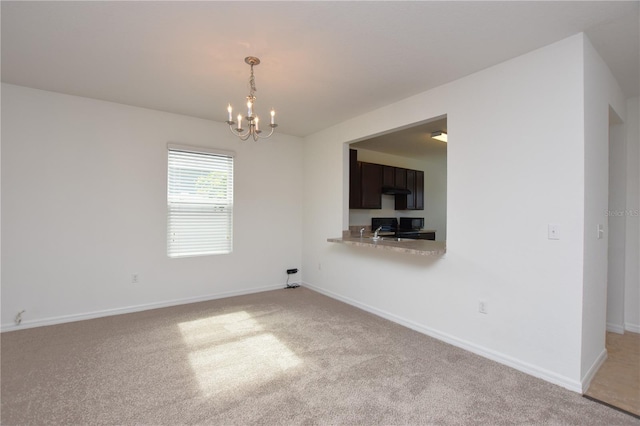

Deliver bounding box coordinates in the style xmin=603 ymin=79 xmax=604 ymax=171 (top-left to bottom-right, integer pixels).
xmin=225 ymin=56 xmax=278 ymax=141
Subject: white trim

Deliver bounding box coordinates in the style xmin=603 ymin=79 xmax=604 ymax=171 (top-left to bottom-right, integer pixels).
xmin=167 ymin=142 xmax=235 ymax=158
xmin=606 ymin=322 xmax=625 ymax=334
xmin=625 ymin=322 xmax=640 ymax=333
xmin=302 ymin=281 xmax=584 ymax=393
xmin=581 ymin=347 xmax=608 ymax=393
xmin=1 ymin=283 xmax=283 ymax=333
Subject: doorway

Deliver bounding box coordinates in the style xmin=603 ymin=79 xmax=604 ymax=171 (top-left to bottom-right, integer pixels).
xmin=606 ymin=108 xmax=626 ymax=333
xmin=584 ymin=107 xmax=640 ymax=418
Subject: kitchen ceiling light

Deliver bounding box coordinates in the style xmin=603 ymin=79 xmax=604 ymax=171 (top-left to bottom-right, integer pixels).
xmin=431 ymin=131 xmax=448 ymax=142
xmin=225 ymin=56 xmax=278 ymax=141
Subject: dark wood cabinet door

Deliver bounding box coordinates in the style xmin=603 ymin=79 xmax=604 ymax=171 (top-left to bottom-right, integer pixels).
xmin=405 ymin=169 xmax=416 ymax=210
xmin=382 ymin=165 xmax=395 ymax=187
xmin=349 ymin=150 xmax=361 ymax=209
xmin=361 ymin=162 xmax=382 ymax=209
xmin=395 ymin=168 xmax=424 ymax=210
xmin=394 ymin=196 xmax=407 ymax=210
xmin=395 ymin=167 xmax=407 ymax=189
xmin=415 ymin=170 xmax=424 ymax=210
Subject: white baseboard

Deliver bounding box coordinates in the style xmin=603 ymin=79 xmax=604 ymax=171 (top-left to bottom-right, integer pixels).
xmin=581 ymin=347 xmax=608 ymax=393
xmin=606 ymin=322 xmax=625 ymax=334
xmin=625 ymin=322 xmax=640 ymax=333
xmin=1 ymin=283 xmax=284 ymax=333
xmin=302 ymin=282 xmax=584 ymax=393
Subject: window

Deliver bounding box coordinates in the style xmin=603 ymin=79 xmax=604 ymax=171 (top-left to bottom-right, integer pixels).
xmin=167 ymin=144 xmax=234 ymax=257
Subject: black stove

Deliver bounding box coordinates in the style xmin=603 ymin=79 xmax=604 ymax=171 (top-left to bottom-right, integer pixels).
xmin=371 ymin=217 xmax=429 ymax=240
xmin=395 ymin=229 xmax=422 ymax=238
xmin=370 ymin=217 xmax=398 ymax=233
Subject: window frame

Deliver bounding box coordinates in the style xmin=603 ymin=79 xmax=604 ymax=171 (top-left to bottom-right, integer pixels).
xmin=167 ymin=143 xmax=235 ymax=258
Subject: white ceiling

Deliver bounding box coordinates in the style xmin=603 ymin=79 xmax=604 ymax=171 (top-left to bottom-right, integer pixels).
xmin=2 ymin=1 xmax=638 ymax=138
xmin=351 ymin=117 xmax=448 ymax=161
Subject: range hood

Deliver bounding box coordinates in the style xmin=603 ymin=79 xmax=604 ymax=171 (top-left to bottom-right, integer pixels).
xmin=381 ymin=186 xmax=411 ymax=195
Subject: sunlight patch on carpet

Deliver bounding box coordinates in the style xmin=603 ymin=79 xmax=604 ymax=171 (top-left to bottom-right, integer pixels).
xmin=178 ymin=311 xmax=302 ymax=397
xmin=179 ymin=311 xmax=263 ymax=345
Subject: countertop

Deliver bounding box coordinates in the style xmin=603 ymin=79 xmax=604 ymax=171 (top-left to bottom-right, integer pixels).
xmin=327 ymin=232 xmax=446 ymax=256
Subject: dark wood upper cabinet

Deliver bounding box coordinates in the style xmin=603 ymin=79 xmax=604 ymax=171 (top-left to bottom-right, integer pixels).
xmin=349 ymin=149 xmax=361 ymax=209
xmin=415 ymin=170 xmax=424 ymax=210
xmin=395 ymin=167 xmax=407 ymax=189
xmin=382 ymin=165 xmax=395 ymax=188
xmin=360 ymin=162 xmax=383 ymax=209
xmin=348 ymin=150 xmax=422 ymax=211
xmin=395 ymin=168 xmax=424 ymax=211
xmin=405 ymin=169 xmax=416 ymax=209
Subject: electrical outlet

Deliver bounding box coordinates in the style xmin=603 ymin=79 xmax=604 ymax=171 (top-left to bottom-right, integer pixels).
xmin=479 ymin=300 xmax=488 ymax=314
xmin=132 ymin=274 xmax=139 ymax=284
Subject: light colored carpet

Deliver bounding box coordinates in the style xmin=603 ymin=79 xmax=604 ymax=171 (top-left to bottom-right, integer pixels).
xmin=1 ymin=287 xmax=638 ymax=425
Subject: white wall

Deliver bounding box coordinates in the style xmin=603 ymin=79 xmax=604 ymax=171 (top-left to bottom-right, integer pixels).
xmin=626 ymin=96 xmax=640 ymax=332
xmin=302 ymin=34 xmax=602 ymax=392
xmin=349 ymin=149 xmax=447 ymax=241
xmin=1 ymin=83 xmax=304 ymax=330
xmin=581 ymin=35 xmax=626 ymax=384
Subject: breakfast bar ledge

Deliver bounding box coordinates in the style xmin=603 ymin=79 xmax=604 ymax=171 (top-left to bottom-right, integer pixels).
xmin=327 ymin=232 xmax=446 ymax=256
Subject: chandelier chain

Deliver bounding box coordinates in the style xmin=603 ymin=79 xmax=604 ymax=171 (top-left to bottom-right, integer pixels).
xmin=249 ymin=64 xmax=257 ymax=98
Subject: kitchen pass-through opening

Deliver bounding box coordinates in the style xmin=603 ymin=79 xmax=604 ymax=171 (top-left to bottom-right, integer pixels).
xmin=347 ymin=115 xmax=447 ymax=242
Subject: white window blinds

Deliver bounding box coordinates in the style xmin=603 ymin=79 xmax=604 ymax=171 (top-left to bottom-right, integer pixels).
xmin=167 ymin=145 xmax=234 ymax=257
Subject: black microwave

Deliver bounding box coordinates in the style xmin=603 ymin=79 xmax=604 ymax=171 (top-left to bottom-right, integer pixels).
xmin=399 ymin=217 xmax=424 ymax=230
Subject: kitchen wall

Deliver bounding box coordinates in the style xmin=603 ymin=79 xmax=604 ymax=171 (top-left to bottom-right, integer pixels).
xmin=349 ymin=149 xmax=447 ymax=241
xmin=1 ymin=83 xmax=304 ymax=330
xmin=302 ymin=33 xmax=625 ymax=392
